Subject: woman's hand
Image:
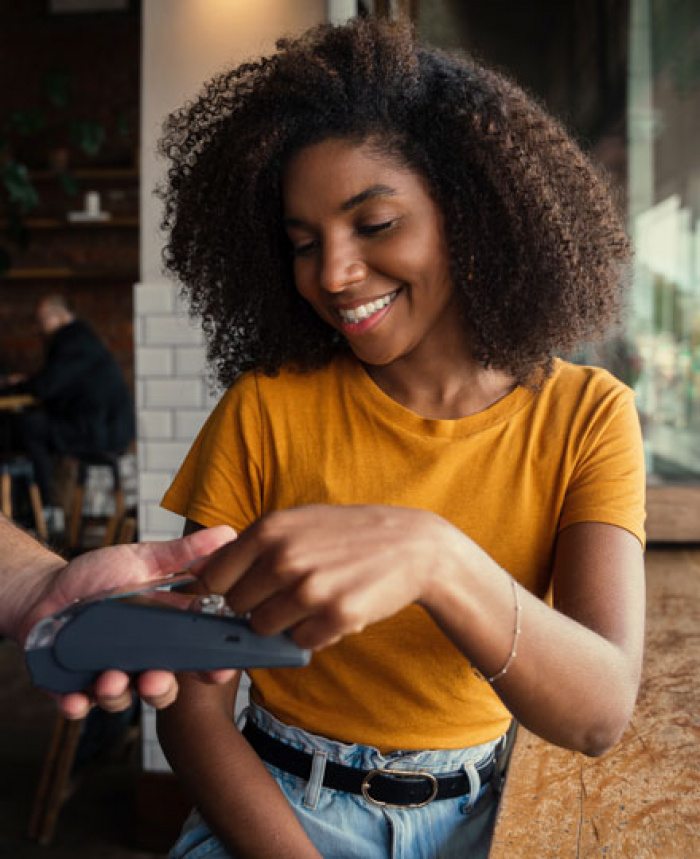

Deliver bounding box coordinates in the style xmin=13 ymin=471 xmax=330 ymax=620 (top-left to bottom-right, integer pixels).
xmin=196 ymin=508 xmax=646 ymax=756
xmin=198 ymin=504 xmax=464 ymax=650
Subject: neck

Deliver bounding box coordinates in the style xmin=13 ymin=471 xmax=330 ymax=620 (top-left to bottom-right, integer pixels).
xmin=364 ymin=353 xmax=517 ymax=419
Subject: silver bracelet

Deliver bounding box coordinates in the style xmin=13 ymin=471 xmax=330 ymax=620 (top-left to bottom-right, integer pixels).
xmin=486 ymin=577 xmax=522 ymax=684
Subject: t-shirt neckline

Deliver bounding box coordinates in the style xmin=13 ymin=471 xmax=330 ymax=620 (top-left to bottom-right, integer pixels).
xmin=342 ymin=354 xmax=540 ymax=439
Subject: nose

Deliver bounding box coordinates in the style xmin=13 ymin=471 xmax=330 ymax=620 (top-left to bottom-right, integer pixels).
xmin=319 ymin=239 xmax=367 ymax=293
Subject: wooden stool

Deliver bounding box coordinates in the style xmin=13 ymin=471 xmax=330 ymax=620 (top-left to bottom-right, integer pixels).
xmin=27 ymin=513 xmax=140 ymax=846
xmin=0 ymin=457 xmax=48 ymax=541
xmin=28 ymin=706 xmax=142 ymax=846
xmin=27 ymin=715 xmax=83 ymax=846
xmin=66 ymin=453 xmax=126 ymax=552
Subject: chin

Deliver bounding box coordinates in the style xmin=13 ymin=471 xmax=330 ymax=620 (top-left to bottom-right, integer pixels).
xmin=347 ymin=346 xmax=399 ymax=366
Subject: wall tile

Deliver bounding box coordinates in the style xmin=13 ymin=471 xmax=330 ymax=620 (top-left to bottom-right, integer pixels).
xmin=138 ymin=409 xmax=173 ymax=440
xmin=141 ymin=440 xmax=191 ymax=471
xmin=144 ymin=378 xmax=203 ymax=408
xmin=174 ymin=345 xmax=207 ymax=376
xmin=138 ymin=471 xmax=172 ymax=503
xmin=144 ymin=315 xmax=204 ymax=347
xmin=136 ymin=346 xmax=173 ymax=377
xmin=134 ymin=282 xmax=175 ymax=315
xmin=145 ymin=505 xmax=186 ymax=533
xmin=174 ymin=410 xmax=210 ymax=441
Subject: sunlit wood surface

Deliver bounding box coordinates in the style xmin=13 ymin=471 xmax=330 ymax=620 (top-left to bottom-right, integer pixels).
xmin=490 ymin=548 xmax=700 ymax=858
xmin=0 ymin=395 xmax=37 ymax=412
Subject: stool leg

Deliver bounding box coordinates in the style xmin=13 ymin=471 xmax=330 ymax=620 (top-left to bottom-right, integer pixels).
xmin=28 ymin=482 xmax=49 ymax=542
xmin=28 ymin=715 xmax=83 ymax=845
xmin=102 ymin=487 xmax=126 ymax=547
xmin=116 ymin=515 xmax=137 ymax=545
xmin=67 ymin=484 xmax=85 ymax=551
xmin=0 ymin=472 xmax=11 ymax=518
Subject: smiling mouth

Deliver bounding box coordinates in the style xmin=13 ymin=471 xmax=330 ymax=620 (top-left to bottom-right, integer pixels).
xmin=337 ymin=289 xmax=401 ymax=325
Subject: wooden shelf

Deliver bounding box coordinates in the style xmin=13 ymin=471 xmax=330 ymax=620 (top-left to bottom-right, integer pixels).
xmin=2 ymin=267 xmax=138 ymax=280
xmin=29 ymin=168 xmax=138 ymax=181
xmin=0 ymin=217 xmax=138 ymax=229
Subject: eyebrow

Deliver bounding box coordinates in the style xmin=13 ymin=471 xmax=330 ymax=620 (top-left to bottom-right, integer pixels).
xmin=340 ymin=184 xmax=397 ymax=211
xmin=283 ymin=184 xmax=397 ymax=228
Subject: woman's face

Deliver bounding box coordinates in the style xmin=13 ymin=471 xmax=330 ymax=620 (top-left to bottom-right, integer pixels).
xmin=282 ymin=137 xmax=464 ymax=370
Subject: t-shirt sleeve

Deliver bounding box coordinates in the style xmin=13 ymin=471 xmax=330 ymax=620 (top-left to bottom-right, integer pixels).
xmin=559 ymin=388 xmax=646 ymax=547
xmin=161 ymin=373 xmax=263 ymax=533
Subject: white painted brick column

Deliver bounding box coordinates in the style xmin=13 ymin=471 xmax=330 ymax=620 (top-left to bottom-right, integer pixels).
xmin=135 ymin=280 xmax=247 ymax=773
xmin=137 ymin=0 xmax=327 ymax=779
xmin=134 ymin=282 xmax=212 ymax=544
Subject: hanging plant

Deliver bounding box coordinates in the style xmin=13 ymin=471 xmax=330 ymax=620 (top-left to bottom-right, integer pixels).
xmin=0 ymin=69 xmax=109 ymax=274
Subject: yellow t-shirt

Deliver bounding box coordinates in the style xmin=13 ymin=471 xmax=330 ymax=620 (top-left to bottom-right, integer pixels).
xmin=162 ymin=353 xmax=645 ymax=751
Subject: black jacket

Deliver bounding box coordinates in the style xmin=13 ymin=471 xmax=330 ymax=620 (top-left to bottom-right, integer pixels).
xmin=11 ymin=320 xmax=135 ymax=456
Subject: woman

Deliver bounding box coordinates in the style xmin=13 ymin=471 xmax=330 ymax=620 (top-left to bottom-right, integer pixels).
xmin=157 ymin=17 xmax=645 ymax=858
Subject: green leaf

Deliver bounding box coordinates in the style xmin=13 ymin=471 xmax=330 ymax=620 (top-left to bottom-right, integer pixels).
xmin=11 ymin=109 xmax=46 ymax=137
xmin=3 ymin=161 xmax=39 ymax=214
xmin=59 ymin=171 xmax=78 ymax=196
xmin=45 ymin=69 xmax=70 ymax=109
xmin=70 ymin=120 xmax=106 ymax=157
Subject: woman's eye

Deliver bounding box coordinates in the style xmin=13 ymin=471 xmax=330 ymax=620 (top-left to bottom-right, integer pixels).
xmin=291 ymin=240 xmax=318 ymax=258
xmin=358 ymin=219 xmax=396 ymax=236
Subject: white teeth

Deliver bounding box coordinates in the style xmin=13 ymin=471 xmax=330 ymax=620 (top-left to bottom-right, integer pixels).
xmin=338 ymin=290 xmax=399 ymax=324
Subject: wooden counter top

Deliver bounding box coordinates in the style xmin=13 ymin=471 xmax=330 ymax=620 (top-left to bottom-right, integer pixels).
xmin=0 ymin=394 xmax=37 ymax=411
xmin=489 ymin=548 xmax=700 ymax=858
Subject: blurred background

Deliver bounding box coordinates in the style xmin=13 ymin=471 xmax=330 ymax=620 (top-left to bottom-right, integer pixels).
xmin=1 ymin=1 xmax=698 ymax=857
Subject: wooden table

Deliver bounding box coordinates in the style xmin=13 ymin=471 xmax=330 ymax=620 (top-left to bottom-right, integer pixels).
xmin=489 ymin=548 xmax=700 ymax=857
xmin=0 ymin=394 xmax=37 ymax=411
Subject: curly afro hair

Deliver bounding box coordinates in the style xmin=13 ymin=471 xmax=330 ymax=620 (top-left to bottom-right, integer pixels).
xmin=158 ymin=16 xmax=630 ymax=389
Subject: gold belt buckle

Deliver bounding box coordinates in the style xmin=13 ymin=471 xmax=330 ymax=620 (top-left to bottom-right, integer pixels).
xmin=361 ymin=768 xmax=439 ymax=809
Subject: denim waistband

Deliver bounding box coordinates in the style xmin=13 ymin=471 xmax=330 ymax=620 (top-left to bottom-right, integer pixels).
xmin=243 ymin=702 xmax=502 ymax=775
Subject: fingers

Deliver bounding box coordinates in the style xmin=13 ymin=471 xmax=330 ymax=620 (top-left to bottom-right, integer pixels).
xmin=56 ymin=692 xmax=91 ymax=720
xmin=150 ymin=525 xmax=238 ymax=577
xmin=52 ymin=674 xmax=133 ymax=721
xmin=197 ymin=523 xmax=268 ymax=596
xmin=135 ymin=671 xmax=180 ymax=709
xmin=55 ymin=670 xmax=185 ymax=720
xmin=91 ymin=670 xmax=136 ymax=712
xmin=198 ymin=512 xmax=331 ymax=612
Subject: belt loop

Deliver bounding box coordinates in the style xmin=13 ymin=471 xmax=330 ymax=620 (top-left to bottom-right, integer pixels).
xmin=303 ymin=750 xmax=328 ymax=809
xmin=461 ymin=761 xmax=481 ymax=811
xmin=236 ymin=706 xmax=250 ymax=732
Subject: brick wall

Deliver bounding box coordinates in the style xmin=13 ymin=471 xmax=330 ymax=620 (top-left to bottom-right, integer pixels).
xmin=0 ymin=3 xmax=140 ymax=387
xmin=136 ymin=0 xmax=332 ymax=777
xmin=135 ymin=281 xmax=254 ymax=771
xmin=0 ymin=278 xmax=136 ymax=387
xmin=136 ymin=279 xmax=249 ymax=770
xmin=133 ymin=281 xmax=213 ymax=542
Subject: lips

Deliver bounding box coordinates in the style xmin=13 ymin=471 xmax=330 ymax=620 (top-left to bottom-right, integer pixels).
xmin=337 ymin=288 xmax=400 ymax=325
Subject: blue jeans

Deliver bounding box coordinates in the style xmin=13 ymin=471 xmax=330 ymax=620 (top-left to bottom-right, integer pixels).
xmin=169 ymin=703 xmax=505 ymax=859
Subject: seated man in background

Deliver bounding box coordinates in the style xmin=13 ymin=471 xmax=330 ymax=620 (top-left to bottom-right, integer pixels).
xmin=0 ymin=294 xmax=135 ymax=528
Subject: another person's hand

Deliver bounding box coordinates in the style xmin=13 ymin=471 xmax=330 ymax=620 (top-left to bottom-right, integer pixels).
xmin=18 ymin=526 xmax=236 ymax=719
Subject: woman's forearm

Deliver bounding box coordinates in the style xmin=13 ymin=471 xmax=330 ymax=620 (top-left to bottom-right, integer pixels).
xmin=157 ymin=677 xmax=321 ymax=859
xmin=422 ymin=521 xmax=645 ymax=756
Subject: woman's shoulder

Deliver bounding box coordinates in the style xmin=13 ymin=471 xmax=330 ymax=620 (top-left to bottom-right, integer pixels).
xmin=237 ymin=354 xmax=353 ymax=398
xmin=211 ymin=356 xmax=353 ymax=421
xmin=532 ymin=358 xmax=639 ymax=443
xmin=548 ymin=357 xmax=635 ymax=403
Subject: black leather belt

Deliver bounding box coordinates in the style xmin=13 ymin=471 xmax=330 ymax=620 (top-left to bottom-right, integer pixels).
xmin=242 ymin=720 xmax=498 ymax=809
